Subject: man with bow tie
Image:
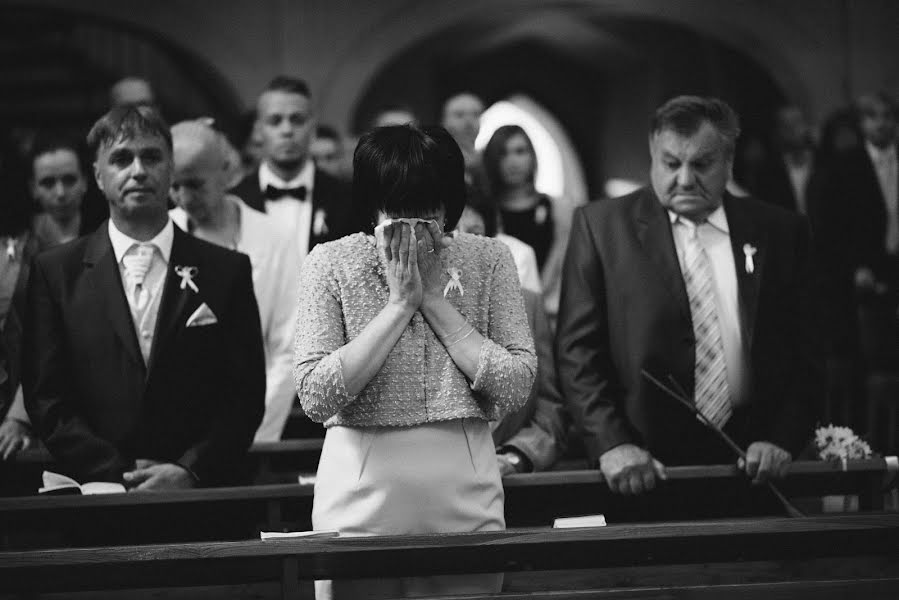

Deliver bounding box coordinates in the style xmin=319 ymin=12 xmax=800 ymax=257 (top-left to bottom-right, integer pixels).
xmin=556 ymin=96 xmax=822 ymax=520
xmin=231 ymin=76 xmax=354 ymax=262
xmin=24 ymin=105 xmax=265 ymax=489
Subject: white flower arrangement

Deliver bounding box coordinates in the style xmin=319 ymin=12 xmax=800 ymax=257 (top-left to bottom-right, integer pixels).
xmin=814 ymin=424 xmax=874 ymax=461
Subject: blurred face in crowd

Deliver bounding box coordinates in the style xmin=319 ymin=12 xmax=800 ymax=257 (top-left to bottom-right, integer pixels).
xmin=775 ymin=106 xmax=812 ymax=152
xmin=31 ymin=148 xmax=87 ymax=222
xmin=500 ymin=133 xmax=536 ymax=187
xmin=94 ymin=131 xmax=172 ymax=224
xmin=456 ymin=206 xmax=487 ymax=236
xmin=170 ymin=138 xmax=229 ymax=224
xmin=110 ymin=77 xmax=156 ymax=108
xmin=374 ymin=109 xmax=416 ymax=128
xmin=650 ymin=121 xmax=732 ymax=221
xmin=310 ymin=136 xmax=342 ymax=178
xmin=442 ymin=93 xmax=484 ymax=152
xmin=257 ymin=90 xmax=314 ymax=172
xmin=859 ymin=96 xmax=897 ymax=149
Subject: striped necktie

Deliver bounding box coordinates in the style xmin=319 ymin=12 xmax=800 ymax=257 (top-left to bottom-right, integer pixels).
xmin=681 ymin=220 xmax=732 ymax=428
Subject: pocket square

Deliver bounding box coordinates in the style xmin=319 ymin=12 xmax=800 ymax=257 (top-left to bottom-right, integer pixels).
xmin=186 ymin=302 xmax=218 ymax=327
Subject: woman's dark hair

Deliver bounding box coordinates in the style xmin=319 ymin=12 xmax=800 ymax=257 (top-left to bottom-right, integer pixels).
xmin=464 ymin=183 xmax=499 ymax=237
xmin=353 ymin=124 xmax=466 ymax=233
xmin=482 ymin=125 xmax=536 ymax=198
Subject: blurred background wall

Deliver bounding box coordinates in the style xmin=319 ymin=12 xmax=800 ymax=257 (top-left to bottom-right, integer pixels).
xmin=1 ymin=0 xmax=896 ymax=200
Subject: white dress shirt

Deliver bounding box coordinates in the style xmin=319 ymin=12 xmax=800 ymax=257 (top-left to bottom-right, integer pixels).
xmin=669 ymin=206 xmax=747 ymax=405
xmin=108 ymin=219 xmax=174 ymax=364
xmin=259 ymin=159 xmax=316 ymax=261
xmin=171 ymin=197 xmax=300 ymax=441
xmin=866 ymin=142 xmax=899 ymax=254
xmin=783 ymin=153 xmax=813 ymax=215
xmin=495 ymin=233 xmax=542 ymax=294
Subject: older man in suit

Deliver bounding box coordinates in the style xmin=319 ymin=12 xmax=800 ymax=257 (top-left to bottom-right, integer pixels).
xmin=557 ymin=96 xmax=822 ymax=519
xmin=231 ymin=76 xmax=354 ymax=261
xmin=24 ymin=106 xmax=265 ymax=489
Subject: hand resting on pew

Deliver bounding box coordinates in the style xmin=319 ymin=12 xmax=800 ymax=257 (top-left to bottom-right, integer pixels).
xmin=599 ymin=443 xmax=667 ymax=495
xmin=123 ymin=459 xmax=197 ymax=491
xmin=600 ymin=440 xmax=793 ymax=496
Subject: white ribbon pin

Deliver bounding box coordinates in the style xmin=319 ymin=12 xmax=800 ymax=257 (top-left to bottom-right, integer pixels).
xmin=443 ymin=267 xmax=464 ymax=297
xmin=743 ymin=244 xmax=757 ymax=274
xmin=175 ymin=265 xmax=199 ymax=293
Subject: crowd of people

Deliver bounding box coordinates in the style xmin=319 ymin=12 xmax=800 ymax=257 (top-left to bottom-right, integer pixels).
xmin=0 ymin=67 xmax=897 ymax=596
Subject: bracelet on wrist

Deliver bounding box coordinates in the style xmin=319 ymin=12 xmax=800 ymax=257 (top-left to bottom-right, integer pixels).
xmin=438 ymin=323 xmax=467 ymax=343
xmin=444 ymin=326 xmax=475 ymax=348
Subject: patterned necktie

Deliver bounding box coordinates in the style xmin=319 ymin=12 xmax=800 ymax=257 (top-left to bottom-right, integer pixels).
xmin=681 ymin=221 xmax=732 ymax=428
xmin=122 ymin=244 xmax=155 ymax=309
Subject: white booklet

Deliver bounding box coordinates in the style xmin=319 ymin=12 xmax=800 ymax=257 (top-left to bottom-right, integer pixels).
xmin=260 ymin=530 xmax=339 ymax=540
xmin=553 ymin=514 xmax=607 ymax=528
xmin=39 ymin=470 xmax=126 ymax=495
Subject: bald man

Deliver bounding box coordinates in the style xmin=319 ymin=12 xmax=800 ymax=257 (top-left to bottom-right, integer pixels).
xmin=169 ymin=120 xmax=300 ymax=442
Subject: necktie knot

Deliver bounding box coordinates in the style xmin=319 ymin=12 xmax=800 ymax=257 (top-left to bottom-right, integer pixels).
xmin=123 ymin=244 xmax=155 ymax=289
xmin=264 ymin=184 xmax=307 ymax=201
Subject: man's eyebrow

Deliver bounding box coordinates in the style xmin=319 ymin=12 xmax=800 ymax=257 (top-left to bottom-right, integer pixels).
xmin=689 ymin=151 xmax=716 ymax=163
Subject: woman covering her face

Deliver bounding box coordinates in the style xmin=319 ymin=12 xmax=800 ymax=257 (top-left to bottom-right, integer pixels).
xmin=294 ymin=124 xmax=536 ymax=599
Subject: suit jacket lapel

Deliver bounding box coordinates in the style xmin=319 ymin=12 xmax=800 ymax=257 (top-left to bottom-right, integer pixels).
xmin=723 ymin=194 xmax=766 ymax=351
xmin=635 ymin=190 xmax=692 ymax=325
xmin=147 ymin=228 xmax=198 ymax=374
xmin=82 ymin=225 xmax=145 ymax=374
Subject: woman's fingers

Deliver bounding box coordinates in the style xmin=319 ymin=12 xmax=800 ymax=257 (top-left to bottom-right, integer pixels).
xmin=378 ymin=223 xmax=392 ymax=262
xmin=408 ymin=227 xmax=419 ymax=274
xmin=389 ymin=223 xmax=401 ymax=264
xmin=426 ymin=221 xmax=443 ymax=254
xmin=398 ymin=223 xmax=411 ymax=271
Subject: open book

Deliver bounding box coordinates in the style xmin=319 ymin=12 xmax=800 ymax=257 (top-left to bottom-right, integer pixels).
xmin=39 ymin=471 xmax=126 ymax=495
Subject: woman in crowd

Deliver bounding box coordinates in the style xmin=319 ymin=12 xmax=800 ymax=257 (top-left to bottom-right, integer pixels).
xmin=482 ymin=125 xmax=576 ymax=321
xmin=28 ymin=137 xmax=106 ymax=251
xmin=294 ymin=124 xmax=536 ymax=599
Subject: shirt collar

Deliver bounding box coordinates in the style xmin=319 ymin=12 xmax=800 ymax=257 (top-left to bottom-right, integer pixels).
xmin=108 ymin=218 xmax=175 ymax=264
xmin=866 ymin=141 xmax=897 ymax=164
xmin=668 ymin=204 xmax=729 ymax=234
xmin=258 ymin=159 xmax=315 ymax=192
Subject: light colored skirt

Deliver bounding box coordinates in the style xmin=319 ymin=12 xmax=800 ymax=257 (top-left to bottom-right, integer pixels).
xmin=313 ymin=418 xmax=505 ymax=599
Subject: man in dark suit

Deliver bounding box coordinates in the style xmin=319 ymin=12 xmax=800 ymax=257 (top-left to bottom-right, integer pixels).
xmin=745 ymin=105 xmax=816 ymax=215
xmin=557 ymin=96 xmax=821 ymax=518
xmin=24 ymin=106 xmax=265 ymax=489
xmin=231 ymin=76 xmax=354 ymax=260
xmin=813 ymin=93 xmax=897 ymax=371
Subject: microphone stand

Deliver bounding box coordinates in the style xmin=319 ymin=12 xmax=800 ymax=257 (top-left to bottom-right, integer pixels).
xmin=641 ymin=369 xmax=805 ymax=518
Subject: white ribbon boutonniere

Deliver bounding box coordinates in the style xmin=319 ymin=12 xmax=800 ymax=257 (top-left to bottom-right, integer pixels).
xmin=443 ymin=267 xmax=464 ymax=298
xmin=175 ymin=265 xmax=199 ymax=293
xmin=743 ymin=244 xmax=757 ymax=274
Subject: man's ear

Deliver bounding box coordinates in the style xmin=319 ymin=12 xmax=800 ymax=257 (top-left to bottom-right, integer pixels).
xmin=93 ymin=162 xmax=104 ymax=193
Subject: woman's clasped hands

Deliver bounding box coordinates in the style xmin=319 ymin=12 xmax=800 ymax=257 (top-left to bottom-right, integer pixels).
xmin=378 ymin=220 xmax=452 ymax=310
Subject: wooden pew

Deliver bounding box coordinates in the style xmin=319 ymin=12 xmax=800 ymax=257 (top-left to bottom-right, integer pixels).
xmin=1 ymin=439 xmax=325 ymax=492
xmin=1 ymin=460 xmax=895 ymax=550
xmin=1 ymin=514 xmax=898 ymax=598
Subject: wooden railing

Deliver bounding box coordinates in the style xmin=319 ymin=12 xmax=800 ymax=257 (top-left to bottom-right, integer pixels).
xmin=1 ymin=514 xmax=898 ymax=598
xmin=1 ymin=459 xmax=895 ymax=550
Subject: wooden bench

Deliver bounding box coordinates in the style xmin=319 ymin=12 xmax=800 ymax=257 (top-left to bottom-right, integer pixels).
xmin=1 ymin=459 xmax=895 ymax=550
xmin=0 ymin=439 xmax=326 ymax=494
xmin=1 ymin=514 xmax=898 ymax=598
